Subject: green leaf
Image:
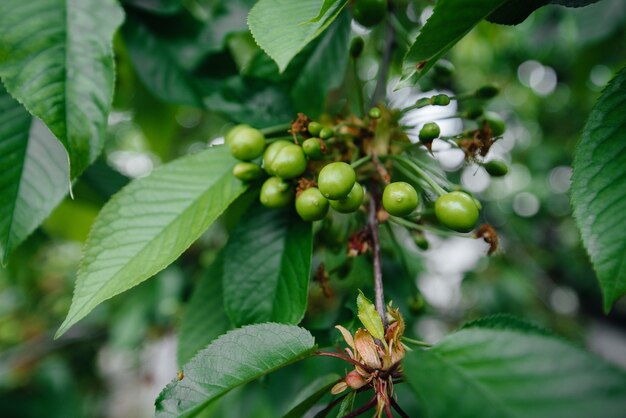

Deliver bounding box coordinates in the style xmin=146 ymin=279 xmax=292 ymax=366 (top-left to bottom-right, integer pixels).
xmin=155 ymin=323 xmax=317 ymax=418
xmin=572 ymin=67 xmax=626 ymax=312
xmin=0 ymin=0 xmax=124 ymax=178
xmin=223 ymin=203 xmax=312 ymax=326
xmin=487 ymin=0 xmax=603 ymax=25
xmin=56 ymin=146 xmax=247 ymax=337
xmin=248 ymin=0 xmax=348 ymax=72
xmin=335 ymin=391 xmax=356 ymax=417
xmin=405 ymin=317 xmax=626 ymax=418
xmin=177 ymin=253 xmax=232 ymax=365
xmin=356 ymin=291 xmax=385 ymax=341
xmin=291 ymin=11 xmax=351 ymax=118
xmin=122 ymin=0 xmax=183 ymax=15
xmin=0 ymin=87 xmax=70 ymax=264
xmin=282 ymin=374 xmax=340 ymax=418
xmin=399 ymin=0 xmax=507 ymax=88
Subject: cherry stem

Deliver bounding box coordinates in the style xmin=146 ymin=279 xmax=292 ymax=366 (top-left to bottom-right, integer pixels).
xmin=259 ymin=123 xmax=292 ymax=136
xmin=389 ymin=396 xmax=410 ymax=418
xmin=343 ymin=395 xmax=378 ymax=418
xmin=351 ymin=155 xmax=372 ymax=170
xmin=392 ymin=156 xmax=448 ymax=196
xmin=372 ymin=153 xmax=391 ymax=185
xmin=389 ymin=216 xmax=468 ymax=238
xmin=368 ymin=188 xmax=388 ymax=328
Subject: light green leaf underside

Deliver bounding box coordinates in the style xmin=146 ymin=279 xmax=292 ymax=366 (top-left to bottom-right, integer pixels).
xmin=405 ymin=319 xmax=626 ymax=418
xmin=398 ymin=0 xmax=506 ymax=89
xmin=0 ymin=87 xmax=69 ymax=264
xmin=0 ymin=0 xmax=124 ymax=178
xmin=248 ymin=0 xmax=348 ymax=72
xmin=57 ymin=146 xmax=246 ymax=337
xmin=177 ymin=252 xmax=232 ymax=365
xmin=356 ymin=291 xmax=385 ymax=341
xmin=156 ymin=323 xmax=317 ymax=418
xmin=571 ymin=66 xmax=626 ymax=312
xmin=223 ymin=203 xmax=313 ymax=326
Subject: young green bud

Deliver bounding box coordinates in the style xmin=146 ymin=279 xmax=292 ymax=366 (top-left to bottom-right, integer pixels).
xmin=483 ymin=159 xmax=509 ymax=177
xmin=415 ymin=97 xmax=431 ymax=108
xmin=369 ymin=107 xmax=382 ymax=119
xmin=482 ymin=111 xmax=506 ymax=136
xmin=430 ymin=94 xmax=451 ymax=106
xmin=419 ymin=122 xmax=440 ymax=143
xmin=233 ymin=162 xmax=263 ymax=181
xmin=475 ymin=84 xmax=500 ymax=100
xmin=319 ymin=127 xmax=334 ymax=140
xmin=463 ymin=106 xmax=484 ymax=120
xmin=308 ymin=121 xmax=323 ymax=137
xmin=349 ymin=36 xmax=365 ymax=58
xmin=413 ymin=233 xmax=429 ymax=251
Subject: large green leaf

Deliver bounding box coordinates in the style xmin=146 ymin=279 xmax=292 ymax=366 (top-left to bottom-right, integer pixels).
xmin=405 ymin=316 xmax=626 ymax=418
xmin=571 ymin=67 xmax=626 ymax=312
xmin=291 ymin=11 xmax=351 ymax=118
xmin=56 ymin=146 xmax=247 ymax=337
xmin=399 ymin=0 xmax=506 ymax=88
xmin=248 ymin=0 xmax=348 ymax=72
xmin=177 ymin=253 xmax=232 ymax=365
xmin=0 ymin=0 xmax=124 ymax=178
xmin=223 ymin=203 xmax=312 ymax=326
xmin=488 ymin=0 xmax=604 ymax=24
xmin=0 ymin=88 xmax=69 ymax=264
xmin=155 ymin=323 xmax=317 ymax=417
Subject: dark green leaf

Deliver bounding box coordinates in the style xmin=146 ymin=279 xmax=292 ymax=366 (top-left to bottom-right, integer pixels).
xmin=405 ymin=317 xmax=626 ymax=418
xmin=122 ymin=0 xmax=183 ymax=15
xmin=0 ymin=87 xmax=69 ymax=264
xmin=223 ymin=203 xmax=313 ymax=326
xmin=282 ymin=374 xmax=340 ymax=418
xmin=335 ymin=391 xmax=355 ymax=417
xmin=487 ymin=0 xmax=603 ymax=25
xmin=571 ymin=66 xmax=626 ymax=312
xmin=177 ymin=253 xmax=232 ymax=365
xmin=0 ymin=0 xmax=124 ymax=178
xmin=56 ymin=146 xmax=247 ymax=337
xmin=399 ymin=0 xmax=505 ymax=88
xmin=291 ymin=11 xmax=351 ymax=117
xmin=155 ymin=323 xmax=317 ymax=417
xmin=248 ymin=0 xmax=347 ymax=72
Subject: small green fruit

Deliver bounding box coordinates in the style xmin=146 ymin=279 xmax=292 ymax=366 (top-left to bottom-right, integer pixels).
xmin=296 ymin=188 xmax=329 ymax=221
xmin=308 ymin=122 xmax=323 ymax=137
xmin=482 ymin=111 xmax=506 ymax=136
xmin=382 ymin=182 xmax=418 ymax=217
xmin=302 ymin=138 xmax=325 ymax=160
xmin=319 ymin=127 xmax=334 ymax=140
xmin=318 ymin=162 xmax=356 ymax=200
xmin=430 ymin=94 xmax=451 ymax=106
xmin=483 ymin=159 xmax=509 ymax=177
xmin=270 ymin=144 xmax=307 ymax=179
xmin=350 ymin=37 xmax=365 ymax=58
xmin=419 ymin=122 xmax=440 ymax=143
xmin=263 ymin=140 xmax=293 ymax=175
xmin=413 ymin=233 xmax=429 ymax=250
xmin=260 ymin=177 xmax=293 ymax=208
xmin=233 ymin=162 xmax=262 ymax=181
xmin=463 ymin=107 xmax=484 ymax=120
xmin=475 ymin=84 xmax=500 ymax=100
xmin=224 ymin=124 xmax=249 ymax=144
xmin=434 ymin=191 xmax=479 ymax=232
xmin=369 ymin=107 xmax=382 ymax=119
xmin=226 ymin=126 xmax=265 ymax=161
xmin=353 ymin=0 xmax=387 ymax=27
xmin=330 ymin=182 xmax=365 ymax=213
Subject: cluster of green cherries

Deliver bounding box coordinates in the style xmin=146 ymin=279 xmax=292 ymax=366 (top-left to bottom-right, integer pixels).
xmin=225 ymin=123 xmax=365 ymax=222
xmin=225 ymin=122 xmax=482 ymax=233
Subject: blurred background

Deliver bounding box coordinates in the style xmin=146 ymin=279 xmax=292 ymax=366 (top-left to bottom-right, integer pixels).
xmin=1 ymin=0 xmax=625 ymax=417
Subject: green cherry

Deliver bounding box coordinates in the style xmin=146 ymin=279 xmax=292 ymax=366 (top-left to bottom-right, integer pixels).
xmin=318 ymin=162 xmax=356 ymax=200
xmin=382 ymin=182 xmax=419 ymax=217
xmin=483 ymin=159 xmax=509 ymax=177
xmin=434 ymin=191 xmax=479 ymax=232
xmin=260 ymin=177 xmax=293 ymax=208
xmin=319 ymin=127 xmax=334 ymax=140
xmin=263 ymin=140 xmax=292 ymax=175
xmin=330 ymin=182 xmax=365 ymax=213
xmin=419 ymin=122 xmax=440 ymax=143
xmin=270 ymin=144 xmax=307 ymax=179
xmin=233 ymin=162 xmax=263 ymax=181
xmin=308 ymin=121 xmax=323 ymax=137
xmin=482 ymin=111 xmax=506 ymax=136
xmin=302 ymin=138 xmax=325 ymax=160
xmin=296 ymin=188 xmax=330 ymax=221
xmin=226 ymin=125 xmax=265 ymax=161
xmin=475 ymin=84 xmax=500 ymax=100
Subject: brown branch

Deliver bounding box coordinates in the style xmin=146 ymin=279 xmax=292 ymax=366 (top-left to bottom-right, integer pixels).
xmin=368 ymin=188 xmax=388 ymax=328
xmin=343 ymin=395 xmax=378 ymax=418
